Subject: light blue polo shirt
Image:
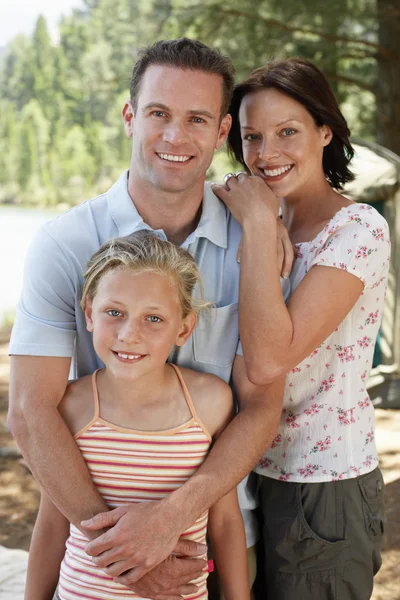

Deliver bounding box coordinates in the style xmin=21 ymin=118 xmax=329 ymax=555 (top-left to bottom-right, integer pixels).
xmin=10 ymin=170 xmax=289 ymax=547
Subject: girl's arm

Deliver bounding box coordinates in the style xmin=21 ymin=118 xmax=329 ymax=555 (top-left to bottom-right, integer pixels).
xmin=208 ymin=488 xmax=250 ymax=600
xmin=25 ymin=490 xmax=70 ymax=600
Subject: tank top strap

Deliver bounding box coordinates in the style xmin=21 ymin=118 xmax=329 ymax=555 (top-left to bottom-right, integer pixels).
xmin=91 ymin=369 xmax=101 ymax=419
xmin=170 ymin=363 xmax=207 ymax=425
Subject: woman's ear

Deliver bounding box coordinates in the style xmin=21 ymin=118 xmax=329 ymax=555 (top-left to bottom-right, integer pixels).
xmin=175 ymin=312 xmax=197 ymax=347
xmin=84 ymin=299 xmax=94 ymax=332
xmin=321 ymin=124 xmax=333 ymax=147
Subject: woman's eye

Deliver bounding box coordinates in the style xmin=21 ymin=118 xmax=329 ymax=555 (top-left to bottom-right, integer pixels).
xmin=107 ymin=309 xmax=121 ymax=317
xmin=147 ymin=316 xmax=162 ymax=323
xmin=243 ymin=133 xmax=259 ymax=142
xmin=282 ymin=128 xmax=296 ymax=136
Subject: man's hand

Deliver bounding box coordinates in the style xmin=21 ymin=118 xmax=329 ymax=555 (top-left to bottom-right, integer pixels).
xmin=113 ymin=554 xmax=207 ymax=599
xmin=82 ymin=503 xmax=206 ymax=582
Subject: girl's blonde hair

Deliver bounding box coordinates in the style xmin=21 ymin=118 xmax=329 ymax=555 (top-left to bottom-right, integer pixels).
xmin=81 ymin=231 xmax=209 ymax=317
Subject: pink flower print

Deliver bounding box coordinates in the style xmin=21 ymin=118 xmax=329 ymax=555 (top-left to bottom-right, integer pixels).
xmin=365 ymin=428 xmax=374 ymax=445
xmin=317 ymin=373 xmax=335 ymax=395
xmin=330 ymin=470 xmax=345 ymax=481
xmin=309 ymin=349 xmax=319 ymax=359
xmin=285 ymin=411 xmax=300 ymax=428
xmin=358 ymin=397 xmax=371 ymax=410
xmin=291 ymin=366 xmax=302 ymax=374
xmin=278 ymin=469 xmax=292 ymax=481
xmin=310 ymin=436 xmax=331 ymax=454
xmin=338 ymin=436 xmax=342 ymax=441
xmin=372 ymin=228 xmax=385 ymax=241
xmin=335 ymin=344 xmax=356 ymax=363
xmin=338 ymin=262 xmax=347 ymax=270
xmin=304 ymin=403 xmax=325 ymax=417
xmin=363 ymin=455 xmax=374 ymax=468
xmin=294 ymin=246 xmax=303 ymax=259
xmin=289 ymin=382 xmax=294 ymax=387
xmin=350 ymin=466 xmax=361 ymax=477
xmin=298 ymin=464 xmax=320 ymax=478
xmin=258 ymin=456 xmax=273 ymax=469
xmin=271 ymin=433 xmax=282 ymax=448
xmin=305 ymin=364 xmax=311 ymax=369
xmin=337 ymin=407 xmax=356 ymax=426
xmin=361 ymin=370 xmax=368 ymax=381
xmin=358 ymin=336 xmax=372 ymax=349
xmin=323 ymin=424 xmax=328 ymax=430
xmin=365 ymin=310 xmax=379 ymax=326
xmin=355 ymin=246 xmax=374 ymax=260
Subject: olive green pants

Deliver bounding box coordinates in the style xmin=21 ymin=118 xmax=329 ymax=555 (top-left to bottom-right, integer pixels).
xmin=256 ymin=468 xmax=384 ymax=600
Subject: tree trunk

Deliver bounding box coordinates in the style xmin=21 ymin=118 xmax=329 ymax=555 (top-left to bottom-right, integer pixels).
xmin=376 ymin=0 xmax=400 ymax=155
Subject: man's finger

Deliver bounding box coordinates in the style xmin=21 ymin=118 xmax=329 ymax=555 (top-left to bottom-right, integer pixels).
xmin=173 ymin=539 xmax=207 ymax=557
xmin=81 ymin=506 xmax=125 ymax=530
xmin=84 ymin=529 xmax=116 ymax=557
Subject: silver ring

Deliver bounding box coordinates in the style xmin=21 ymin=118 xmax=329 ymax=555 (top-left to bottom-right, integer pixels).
xmin=223 ymin=173 xmax=236 ymax=185
xmin=236 ymin=171 xmax=248 ymax=177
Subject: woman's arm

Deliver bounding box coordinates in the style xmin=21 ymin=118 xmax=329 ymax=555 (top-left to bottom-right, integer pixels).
xmin=25 ymin=490 xmax=70 ymax=600
xmin=208 ymin=489 xmax=250 ymax=600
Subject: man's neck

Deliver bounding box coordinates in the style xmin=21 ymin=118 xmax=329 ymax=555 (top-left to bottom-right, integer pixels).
xmin=127 ymin=173 xmax=204 ymax=246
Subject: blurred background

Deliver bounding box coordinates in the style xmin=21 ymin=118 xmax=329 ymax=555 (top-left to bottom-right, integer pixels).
xmin=0 ymin=1 xmax=399 ymax=598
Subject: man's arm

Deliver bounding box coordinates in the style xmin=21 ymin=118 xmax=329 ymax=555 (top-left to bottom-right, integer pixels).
xmin=8 ymin=356 xmax=109 ymax=528
xmin=82 ymin=356 xmax=284 ymax=585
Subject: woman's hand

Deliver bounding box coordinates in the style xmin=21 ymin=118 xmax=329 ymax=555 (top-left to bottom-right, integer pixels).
xmin=212 ymin=172 xmax=280 ymax=226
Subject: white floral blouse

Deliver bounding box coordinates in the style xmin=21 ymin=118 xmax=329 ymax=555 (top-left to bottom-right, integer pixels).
xmin=255 ymin=203 xmax=391 ymax=482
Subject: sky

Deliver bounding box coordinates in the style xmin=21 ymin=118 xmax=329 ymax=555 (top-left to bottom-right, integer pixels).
xmin=0 ymin=0 xmax=85 ymax=47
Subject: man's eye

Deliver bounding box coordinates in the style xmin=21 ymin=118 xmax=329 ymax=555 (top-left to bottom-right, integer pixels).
xmin=191 ymin=117 xmax=205 ymax=123
xmin=147 ymin=316 xmax=162 ymax=323
xmin=152 ymin=111 xmax=165 ymax=117
xmin=107 ymin=310 xmax=121 ymax=317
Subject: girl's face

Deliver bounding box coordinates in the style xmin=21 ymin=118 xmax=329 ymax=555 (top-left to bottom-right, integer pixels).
xmin=239 ymin=88 xmax=332 ymax=199
xmin=84 ymin=269 xmax=195 ymax=380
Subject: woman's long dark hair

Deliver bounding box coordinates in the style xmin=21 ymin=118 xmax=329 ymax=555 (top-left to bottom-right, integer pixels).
xmin=228 ymin=58 xmax=354 ymax=190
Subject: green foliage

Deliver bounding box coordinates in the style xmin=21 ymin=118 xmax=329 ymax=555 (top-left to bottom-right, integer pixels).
xmin=1 ymin=0 xmax=399 ymax=206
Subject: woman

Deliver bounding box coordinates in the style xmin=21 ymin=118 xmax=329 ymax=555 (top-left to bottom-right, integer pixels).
xmin=212 ymin=58 xmax=390 ymax=600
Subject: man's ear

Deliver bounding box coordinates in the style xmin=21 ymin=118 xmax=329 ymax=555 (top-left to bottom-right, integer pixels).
xmin=122 ymin=100 xmax=134 ymax=138
xmin=175 ymin=312 xmax=197 ymax=347
xmin=84 ymin=299 xmax=94 ymax=333
xmin=215 ymin=113 xmax=232 ymax=150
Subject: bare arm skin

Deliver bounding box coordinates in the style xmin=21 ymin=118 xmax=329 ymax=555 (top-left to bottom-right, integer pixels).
xmin=25 ymin=491 xmax=70 ymax=600
xmin=208 ymin=488 xmax=250 ymax=600
xmin=82 ymin=356 xmax=284 ymax=584
xmin=8 ymin=356 xmax=109 ymax=528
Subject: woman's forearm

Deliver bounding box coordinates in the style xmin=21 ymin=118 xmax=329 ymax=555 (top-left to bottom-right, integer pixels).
xmin=239 ymin=214 xmax=293 ymax=383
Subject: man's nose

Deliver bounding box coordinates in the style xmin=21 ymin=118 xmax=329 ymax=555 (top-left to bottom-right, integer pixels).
xmin=163 ymin=121 xmax=189 ymax=145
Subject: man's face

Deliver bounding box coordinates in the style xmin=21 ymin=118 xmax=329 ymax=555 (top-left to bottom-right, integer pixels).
xmin=123 ymin=65 xmax=231 ymax=195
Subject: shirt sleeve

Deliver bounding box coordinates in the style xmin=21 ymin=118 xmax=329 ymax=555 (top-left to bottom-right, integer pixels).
xmin=9 ymin=226 xmax=77 ymax=357
xmin=309 ymin=207 xmax=391 ymax=289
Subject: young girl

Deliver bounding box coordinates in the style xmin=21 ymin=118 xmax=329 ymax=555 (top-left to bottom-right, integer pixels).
xmin=25 ymin=231 xmax=250 ymax=600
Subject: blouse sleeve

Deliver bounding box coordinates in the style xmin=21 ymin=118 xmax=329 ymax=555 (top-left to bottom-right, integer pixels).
xmin=309 ymin=206 xmax=391 ymax=289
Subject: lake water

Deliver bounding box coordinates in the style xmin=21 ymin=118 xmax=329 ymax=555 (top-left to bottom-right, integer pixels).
xmin=0 ymin=205 xmax=60 ymax=323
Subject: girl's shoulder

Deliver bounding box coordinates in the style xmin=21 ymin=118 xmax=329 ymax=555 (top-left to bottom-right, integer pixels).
xmin=58 ymin=374 xmax=96 ymax=436
xmin=329 ymin=202 xmax=388 ymax=232
xmin=177 ymin=366 xmax=233 ymax=439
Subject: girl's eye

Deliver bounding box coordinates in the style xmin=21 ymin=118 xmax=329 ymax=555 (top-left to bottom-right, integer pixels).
xmin=147 ymin=316 xmax=162 ymax=323
xmin=107 ymin=309 xmax=121 ymax=317
xmin=281 ymin=128 xmax=296 ymax=136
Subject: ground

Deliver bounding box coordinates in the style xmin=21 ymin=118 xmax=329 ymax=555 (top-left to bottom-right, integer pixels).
xmin=0 ymin=325 xmax=399 ymax=599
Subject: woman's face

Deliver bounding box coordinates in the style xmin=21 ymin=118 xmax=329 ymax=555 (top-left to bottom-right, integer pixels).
xmin=239 ymin=87 xmax=332 ymax=199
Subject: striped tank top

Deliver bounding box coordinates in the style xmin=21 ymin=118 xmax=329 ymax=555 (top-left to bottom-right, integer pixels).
xmin=58 ymin=364 xmax=212 ymax=600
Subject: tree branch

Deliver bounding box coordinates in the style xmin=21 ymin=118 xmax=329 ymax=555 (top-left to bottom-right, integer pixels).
xmin=325 ymin=71 xmax=377 ymax=93
xmin=188 ymin=5 xmax=391 ymax=59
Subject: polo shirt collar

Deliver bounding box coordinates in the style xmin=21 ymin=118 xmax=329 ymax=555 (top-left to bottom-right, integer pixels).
xmin=107 ymin=171 xmax=228 ymax=248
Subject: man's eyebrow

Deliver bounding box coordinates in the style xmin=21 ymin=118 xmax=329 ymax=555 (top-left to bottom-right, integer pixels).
xmin=142 ymin=103 xmax=215 ymax=120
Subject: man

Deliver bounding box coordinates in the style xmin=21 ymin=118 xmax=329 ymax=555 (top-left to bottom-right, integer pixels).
xmin=8 ymin=39 xmax=290 ymax=599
